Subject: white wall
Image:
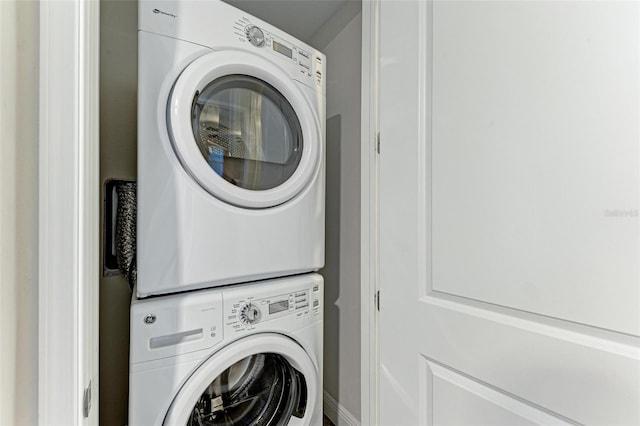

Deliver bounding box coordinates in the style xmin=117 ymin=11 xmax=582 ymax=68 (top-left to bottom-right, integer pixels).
xmin=317 ymin=7 xmax=363 ymax=424
xmin=0 ymin=0 xmax=40 ymax=424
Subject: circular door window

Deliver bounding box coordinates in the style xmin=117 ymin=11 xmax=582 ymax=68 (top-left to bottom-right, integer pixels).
xmin=168 ymin=50 xmax=321 ymax=208
xmin=164 ymin=334 xmax=318 ymax=426
xmin=192 ymin=75 xmax=303 ymax=191
xmin=187 ymin=353 xmax=307 ymax=425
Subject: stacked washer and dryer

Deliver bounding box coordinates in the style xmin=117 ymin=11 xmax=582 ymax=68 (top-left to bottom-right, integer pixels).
xmin=129 ymin=0 xmax=326 ymax=424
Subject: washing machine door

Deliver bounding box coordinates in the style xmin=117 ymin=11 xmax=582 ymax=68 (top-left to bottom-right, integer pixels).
xmin=167 ymin=50 xmax=321 ymax=209
xmin=164 ymin=334 xmax=318 ymax=425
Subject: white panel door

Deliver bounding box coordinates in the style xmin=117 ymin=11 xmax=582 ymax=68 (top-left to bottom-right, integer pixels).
xmin=378 ymin=0 xmax=640 ymax=424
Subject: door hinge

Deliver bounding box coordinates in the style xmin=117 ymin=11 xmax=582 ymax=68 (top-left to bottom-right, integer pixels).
xmin=374 ymin=290 xmax=380 ymax=312
xmin=376 ymin=133 xmax=380 ymax=154
xmin=83 ymin=380 xmax=92 ymax=418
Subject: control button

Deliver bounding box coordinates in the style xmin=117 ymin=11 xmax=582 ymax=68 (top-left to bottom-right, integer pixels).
xmin=239 ymin=303 xmax=261 ymax=325
xmin=313 ymin=300 xmax=319 ymax=307
xmin=245 ymin=25 xmax=265 ymax=47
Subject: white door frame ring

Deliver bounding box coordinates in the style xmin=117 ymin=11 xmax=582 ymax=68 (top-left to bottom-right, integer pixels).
xmin=164 ymin=333 xmax=318 ymax=425
xmin=168 ymin=50 xmax=322 ymax=209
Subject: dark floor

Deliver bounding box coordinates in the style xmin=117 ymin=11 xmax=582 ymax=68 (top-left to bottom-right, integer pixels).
xmin=323 ymin=414 xmax=335 ymax=426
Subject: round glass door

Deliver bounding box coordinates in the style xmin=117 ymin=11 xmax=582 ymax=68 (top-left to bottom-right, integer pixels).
xmin=167 ymin=50 xmax=321 ymax=208
xmin=192 ymin=75 xmax=303 ymax=191
xmin=164 ymin=334 xmax=318 ymax=426
xmin=187 ymin=353 xmax=307 ymax=425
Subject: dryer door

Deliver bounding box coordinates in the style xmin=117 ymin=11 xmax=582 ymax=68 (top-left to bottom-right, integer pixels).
xmin=168 ymin=50 xmax=322 ymax=209
xmin=164 ymin=334 xmax=318 ymax=425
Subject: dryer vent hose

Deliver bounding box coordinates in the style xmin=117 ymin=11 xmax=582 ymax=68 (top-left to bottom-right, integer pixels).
xmin=115 ymin=181 xmax=137 ymax=290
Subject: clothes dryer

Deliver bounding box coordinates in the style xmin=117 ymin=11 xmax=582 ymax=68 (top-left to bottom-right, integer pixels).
xmin=129 ymin=274 xmax=323 ymax=425
xmin=137 ymin=0 xmax=325 ymax=297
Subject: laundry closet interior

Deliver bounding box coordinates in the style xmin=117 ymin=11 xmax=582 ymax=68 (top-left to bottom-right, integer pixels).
xmin=99 ymin=0 xmax=363 ymax=423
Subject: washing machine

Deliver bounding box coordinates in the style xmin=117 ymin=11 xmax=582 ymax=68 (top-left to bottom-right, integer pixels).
xmin=137 ymin=0 xmax=326 ymax=297
xmin=129 ymin=273 xmax=323 ymax=425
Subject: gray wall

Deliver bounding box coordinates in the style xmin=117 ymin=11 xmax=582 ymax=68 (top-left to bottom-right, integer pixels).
xmin=99 ymin=0 xmax=138 ymax=424
xmin=317 ymin=7 xmax=363 ymax=423
xmin=0 ymin=1 xmax=39 ymax=424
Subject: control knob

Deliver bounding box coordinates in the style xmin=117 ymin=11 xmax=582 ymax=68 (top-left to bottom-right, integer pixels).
xmin=245 ymin=25 xmax=265 ymax=47
xmin=239 ymin=303 xmax=261 ymax=325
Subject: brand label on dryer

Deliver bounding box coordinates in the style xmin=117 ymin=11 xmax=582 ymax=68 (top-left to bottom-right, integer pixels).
xmin=152 ymin=8 xmax=177 ymax=18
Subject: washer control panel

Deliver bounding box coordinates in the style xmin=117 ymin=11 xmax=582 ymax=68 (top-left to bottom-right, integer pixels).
xmin=226 ymin=284 xmax=322 ymax=333
xmin=130 ymin=275 xmax=323 ymax=364
xmin=239 ymin=303 xmax=261 ymax=325
xmin=245 ymin=25 xmax=265 ymax=47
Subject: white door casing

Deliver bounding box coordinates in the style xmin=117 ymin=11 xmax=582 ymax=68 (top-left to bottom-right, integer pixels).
xmin=39 ymin=0 xmax=100 ymax=423
xmin=378 ymin=0 xmax=640 ymax=424
xmin=360 ymin=1 xmax=380 ymax=424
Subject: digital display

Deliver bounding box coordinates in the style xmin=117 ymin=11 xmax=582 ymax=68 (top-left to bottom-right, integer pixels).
xmin=269 ymin=300 xmax=289 ymax=314
xmin=273 ymin=41 xmax=293 ymax=59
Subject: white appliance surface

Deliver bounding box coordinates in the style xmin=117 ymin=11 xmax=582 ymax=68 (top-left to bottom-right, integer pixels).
xmin=137 ymin=0 xmax=326 ymax=297
xmin=129 ymin=273 xmax=324 ymax=425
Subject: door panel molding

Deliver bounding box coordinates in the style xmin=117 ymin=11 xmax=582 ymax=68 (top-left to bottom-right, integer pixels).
xmin=416 ymin=296 xmax=640 ymax=424
xmin=422 ymin=292 xmax=639 ymax=357
xmin=422 ymin=358 xmax=575 ymax=426
xmin=378 ymin=0 xmax=640 ymax=425
xmin=429 ymin=0 xmax=640 ymax=336
xmin=417 ymin=0 xmax=433 ymax=295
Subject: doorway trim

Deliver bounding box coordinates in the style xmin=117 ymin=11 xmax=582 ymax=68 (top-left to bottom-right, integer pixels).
xmin=360 ymin=0 xmax=379 ymax=424
xmin=38 ymin=0 xmax=100 ymax=423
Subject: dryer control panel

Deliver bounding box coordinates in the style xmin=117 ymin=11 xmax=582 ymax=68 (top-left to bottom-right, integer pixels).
xmin=140 ymin=0 xmax=325 ymax=93
xmin=232 ymin=17 xmax=324 ymax=91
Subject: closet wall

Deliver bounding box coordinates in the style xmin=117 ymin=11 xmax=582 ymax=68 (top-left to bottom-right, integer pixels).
xmin=99 ymin=0 xmax=138 ymax=424
xmin=98 ymin=1 xmax=362 ymax=423
xmin=315 ymin=6 xmax=362 ymax=424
